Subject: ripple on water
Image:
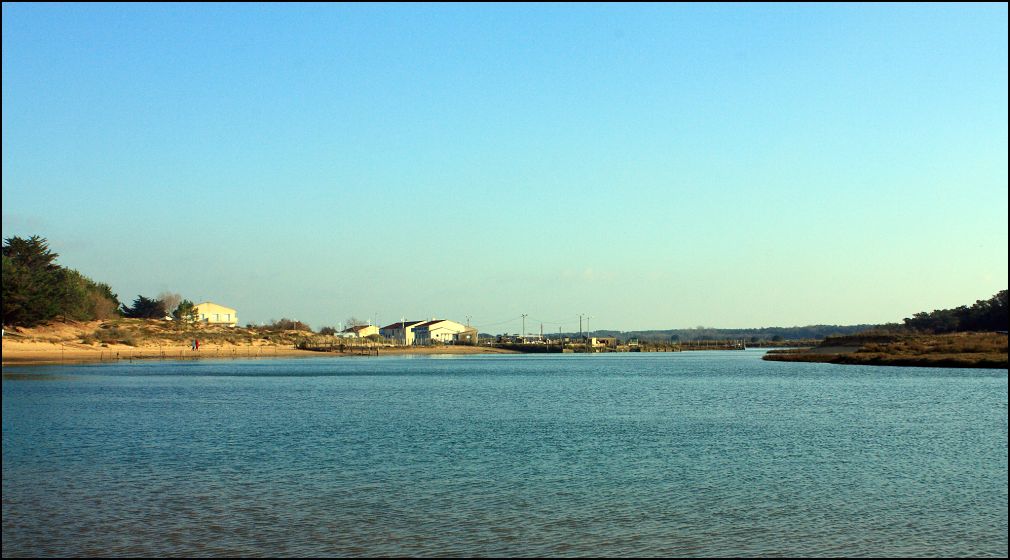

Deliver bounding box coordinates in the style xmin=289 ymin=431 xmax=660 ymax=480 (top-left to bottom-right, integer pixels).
xmin=2 ymin=354 xmax=1007 ymax=557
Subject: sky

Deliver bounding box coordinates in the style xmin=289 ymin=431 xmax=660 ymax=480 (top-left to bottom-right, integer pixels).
xmin=3 ymin=3 xmax=1007 ymax=333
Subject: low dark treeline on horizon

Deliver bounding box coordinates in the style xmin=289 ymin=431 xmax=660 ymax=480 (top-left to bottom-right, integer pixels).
xmin=493 ymin=291 xmax=1009 ymax=343
xmin=902 ymin=290 xmax=1008 ymax=334
xmin=588 ymin=325 xmax=878 ymax=343
xmin=608 ymin=290 xmax=1008 ymax=342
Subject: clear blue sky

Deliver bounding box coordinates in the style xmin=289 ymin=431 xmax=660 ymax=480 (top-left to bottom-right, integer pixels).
xmin=3 ymin=3 xmax=1007 ymax=333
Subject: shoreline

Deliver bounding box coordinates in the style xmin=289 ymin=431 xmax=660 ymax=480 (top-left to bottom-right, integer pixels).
xmin=1 ymin=341 xmax=519 ymax=367
xmin=1 ymin=319 xmax=522 ymax=368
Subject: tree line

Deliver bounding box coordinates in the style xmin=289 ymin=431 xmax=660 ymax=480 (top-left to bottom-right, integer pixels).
xmin=3 ymin=235 xmax=198 ymax=327
xmin=3 ymin=235 xmax=365 ymax=332
xmin=902 ymin=290 xmax=1008 ymax=333
xmin=2 ymin=235 xmax=121 ymax=326
xmin=594 ymin=324 xmax=878 ymax=343
xmin=117 ymin=293 xmax=198 ymax=321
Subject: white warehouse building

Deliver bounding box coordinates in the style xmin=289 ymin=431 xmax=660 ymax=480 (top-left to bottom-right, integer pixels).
xmin=412 ymin=319 xmax=470 ymax=345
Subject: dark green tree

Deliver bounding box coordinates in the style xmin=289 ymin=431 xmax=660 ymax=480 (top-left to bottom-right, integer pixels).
xmin=2 ymin=235 xmax=120 ymax=326
xmin=121 ymin=295 xmax=167 ymax=319
xmin=173 ymin=299 xmax=197 ymax=322
xmin=2 ymin=236 xmax=63 ymax=326
xmin=2 ymin=235 xmax=60 ymax=270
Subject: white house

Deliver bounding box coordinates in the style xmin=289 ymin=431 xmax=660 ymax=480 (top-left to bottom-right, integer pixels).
xmin=379 ymin=320 xmax=426 ymax=345
xmin=193 ymin=302 xmax=238 ymax=327
xmin=412 ymin=319 xmax=470 ymax=345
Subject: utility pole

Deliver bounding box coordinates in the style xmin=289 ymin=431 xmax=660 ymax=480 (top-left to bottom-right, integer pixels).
xmin=466 ymin=315 xmax=472 ymax=327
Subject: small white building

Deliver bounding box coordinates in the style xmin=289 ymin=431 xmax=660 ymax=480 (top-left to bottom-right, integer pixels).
xmin=589 ymin=337 xmax=618 ymax=349
xmin=454 ymin=327 xmax=479 ymax=346
xmin=413 ymin=319 xmax=469 ymax=345
xmin=193 ymin=302 xmax=238 ymax=327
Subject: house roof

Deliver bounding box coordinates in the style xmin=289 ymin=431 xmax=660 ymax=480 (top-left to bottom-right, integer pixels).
xmin=417 ymin=320 xmax=471 ymax=332
xmin=379 ymin=320 xmax=425 ymax=330
xmin=193 ymin=302 xmax=236 ymax=313
xmin=344 ymin=324 xmax=375 ymax=333
xmin=415 ymin=319 xmax=446 ymax=328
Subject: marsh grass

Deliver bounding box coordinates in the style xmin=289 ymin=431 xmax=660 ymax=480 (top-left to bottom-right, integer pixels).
xmin=765 ymin=332 xmax=1008 ymax=368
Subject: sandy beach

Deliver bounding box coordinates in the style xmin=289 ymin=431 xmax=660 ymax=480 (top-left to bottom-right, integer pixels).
xmin=1 ymin=321 xmax=517 ymax=367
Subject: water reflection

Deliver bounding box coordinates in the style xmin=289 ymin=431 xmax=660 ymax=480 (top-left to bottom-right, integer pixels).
xmin=2 ymin=371 xmax=77 ymax=381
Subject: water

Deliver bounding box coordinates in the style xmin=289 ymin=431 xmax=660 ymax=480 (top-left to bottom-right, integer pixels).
xmin=3 ymin=351 xmax=1007 ymax=557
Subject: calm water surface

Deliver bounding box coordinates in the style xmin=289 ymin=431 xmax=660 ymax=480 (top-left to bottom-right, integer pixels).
xmin=3 ymin=351 xmax=1007 ymax=557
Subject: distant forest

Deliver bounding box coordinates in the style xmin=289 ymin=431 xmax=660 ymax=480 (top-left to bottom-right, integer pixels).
xmin=594 ymin=290 xmax=1008 ymax=342
xmin=589 ymin=325 xmax=878 ymax=343
xmin=901 ymin=290 xmax=1007 ymax=334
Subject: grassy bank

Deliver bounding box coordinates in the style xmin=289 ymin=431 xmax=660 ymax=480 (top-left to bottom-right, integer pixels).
xmin=763 ymin=332 xmax=1008 ymax=369
xmin=1 ymin=319 xmax=520 ymax=365
xmin=1 ymin=319 xmax=330 ymax=365
xmin=4 ymin=318 xmax=320 ymax=348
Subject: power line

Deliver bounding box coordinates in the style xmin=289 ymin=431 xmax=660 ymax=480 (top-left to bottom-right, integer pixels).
xmin=470 ymin=315 xmax=523 ymax=330
xmin=527 ymin=315 xmax=581 ymax=327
